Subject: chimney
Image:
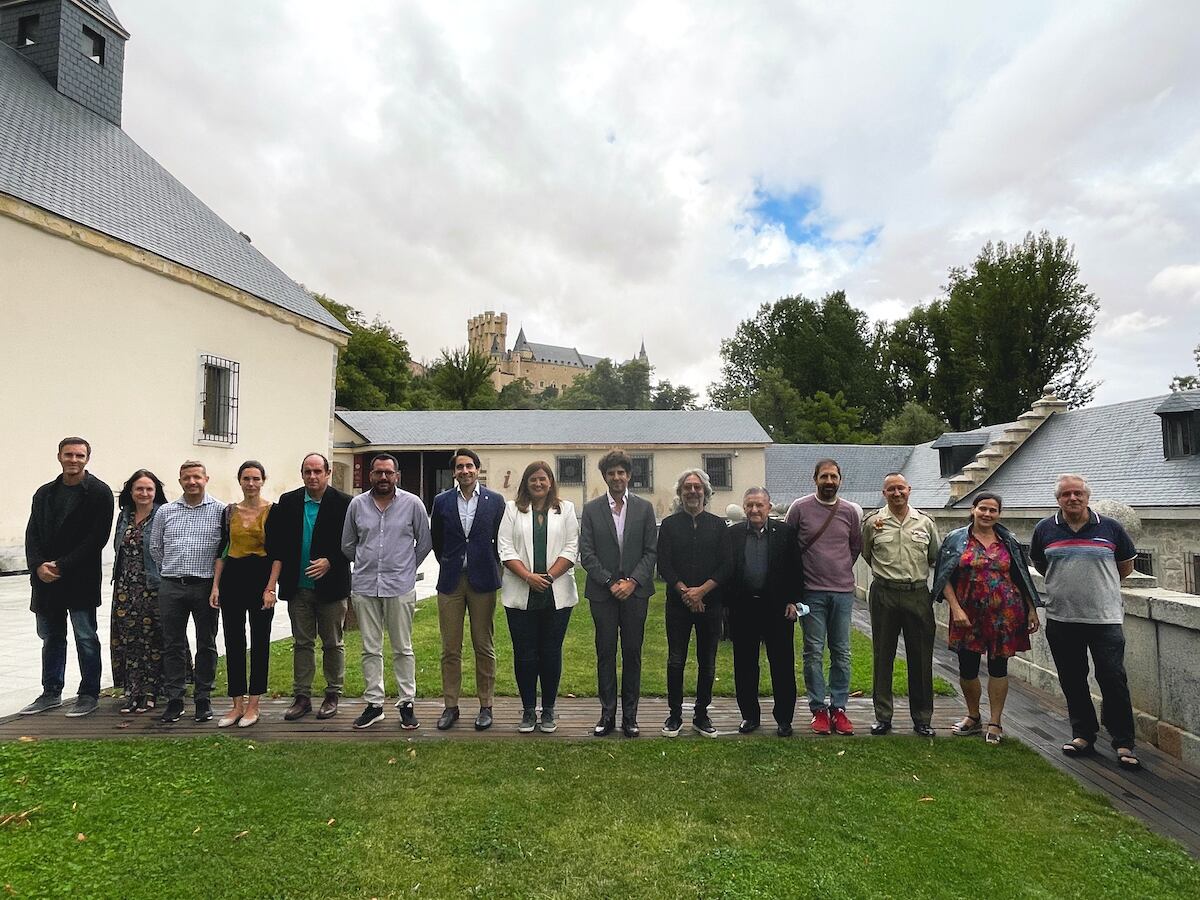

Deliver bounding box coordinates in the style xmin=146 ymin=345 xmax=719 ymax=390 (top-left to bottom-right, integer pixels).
xmin=0 ymin=0 xmax=130 ymax=126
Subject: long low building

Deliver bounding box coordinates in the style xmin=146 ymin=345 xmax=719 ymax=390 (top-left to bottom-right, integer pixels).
xmin=333 ymin=409 xmax=771 ymax=519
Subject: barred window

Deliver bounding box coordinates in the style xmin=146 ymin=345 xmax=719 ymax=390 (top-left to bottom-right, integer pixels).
xmin=702 ymin=453 xmax=733 ymax=491
xmin=1184 ymin=553 xmax=1200 ymax=596
xmin=557 ymin=455 xmax=585 ymax=486
xmin=630 ymin=454 xmax=653 ymax=492
xmin=1132 ymin=550 xmax=1154 ymax=577
xmin=198 ymin=355 xmax=239 ymax=444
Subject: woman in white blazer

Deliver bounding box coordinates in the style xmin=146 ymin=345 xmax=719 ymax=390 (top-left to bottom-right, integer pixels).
xmin=498 ymin=461 xmax=579 ymax=734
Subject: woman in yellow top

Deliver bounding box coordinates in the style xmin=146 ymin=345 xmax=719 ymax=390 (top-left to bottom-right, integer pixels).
xmin=210 ymin=461 xmax=280 ymax=728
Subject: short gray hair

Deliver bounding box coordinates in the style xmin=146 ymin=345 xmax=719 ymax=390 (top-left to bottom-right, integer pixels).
xmin=743 ymin=486 xmax=770 ymax=502
xmin=675 ymin=468 xmax=713 ymax=503
xmin=1055 ymin=473 xmax=1091 ymax=498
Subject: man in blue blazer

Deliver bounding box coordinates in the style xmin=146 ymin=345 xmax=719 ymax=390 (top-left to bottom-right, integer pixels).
xmin=430 ymin=448 xmax=506 ymax=730
xmin=580 ymin=448 xmax=658 ymax=738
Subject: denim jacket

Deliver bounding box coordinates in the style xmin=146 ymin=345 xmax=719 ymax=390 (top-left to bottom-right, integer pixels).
xmin=930 ymin=523 xmax=1042 ymax=608
xmin=112 ymin=504 xmax=163 ymax=590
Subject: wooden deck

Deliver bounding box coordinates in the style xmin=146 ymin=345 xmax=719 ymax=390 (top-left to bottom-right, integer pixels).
xmin=4 ymin=604 xmax=1199 ymax=857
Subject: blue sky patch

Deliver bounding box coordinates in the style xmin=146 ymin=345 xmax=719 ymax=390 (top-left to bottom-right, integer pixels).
xmin=750 ymin=187 xmax=827 ymax=246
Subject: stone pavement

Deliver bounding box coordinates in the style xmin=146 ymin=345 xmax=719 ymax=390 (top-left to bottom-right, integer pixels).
xmin=0 ymin=555 xmax=439 ymax=717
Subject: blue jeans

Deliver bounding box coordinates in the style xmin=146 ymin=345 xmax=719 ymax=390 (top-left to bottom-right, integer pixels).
xmin=801 ymin=591 xmax=855 ymax=712
xmin=36 ymin=607 xmax=102 ymax=698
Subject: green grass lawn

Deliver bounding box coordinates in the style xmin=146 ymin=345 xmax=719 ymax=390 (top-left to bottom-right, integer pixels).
xmin=216 ymin=571 xmax=953 ymax=701
xmin=1 ymin=738 xmax=1194 ymax=899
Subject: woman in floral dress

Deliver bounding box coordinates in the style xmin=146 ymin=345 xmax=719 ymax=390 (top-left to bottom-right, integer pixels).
xmin=111 ymin=469 xmax=168 ymax=713
xmin=931 ymin=492 xmax=1042 ymax=744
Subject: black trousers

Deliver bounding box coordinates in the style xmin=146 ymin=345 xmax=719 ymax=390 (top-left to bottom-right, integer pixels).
xmin=1045 ymin=619 xmax=1135 ymax=749
xmin=219 ymin=556 xmax=275 ymax=697
xmin=159 ymin=578 xmax=218 ymax=702
xmin=665 ymin=597 xmax=722 ymax=718
xmin=729 ymin=603 xmax=796 ymax=726
xmin=591 ymin=593 xmax=649 ymax=722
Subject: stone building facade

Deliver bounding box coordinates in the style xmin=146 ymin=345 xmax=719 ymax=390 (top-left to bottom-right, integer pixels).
xmin=467 ymin=310 xmax=648 ymax=393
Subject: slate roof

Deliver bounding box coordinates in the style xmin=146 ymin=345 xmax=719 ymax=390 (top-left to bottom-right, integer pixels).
xmin=765 ymin=444 xmax=915 ymax=508
xmin=82 ymin=0 xmax=127 ymax=34
xmin=1154 ymin=391 xmax=1200 ymax=415
xmin=0 ymin=45 xmax=347 ymax=335
xmin=930 ymin=428 xmax=993 ymax=449
xmin=957 ymin=394 xmax=1200 ymax=509
xmin=522 ymin=341 xmax=594 ymax=368
xmin=336 ymin=410 xmax=772 ymax=447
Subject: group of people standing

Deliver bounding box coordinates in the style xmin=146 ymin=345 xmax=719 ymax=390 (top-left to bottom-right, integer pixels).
xmin=21 ymin=437 xmax=1142 ymax=769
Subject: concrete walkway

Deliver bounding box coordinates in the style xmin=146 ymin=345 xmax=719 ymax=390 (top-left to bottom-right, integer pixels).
xmin=0 ymin=556 xmax=439 ymax=717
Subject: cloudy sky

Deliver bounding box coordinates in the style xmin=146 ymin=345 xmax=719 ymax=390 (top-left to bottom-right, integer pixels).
xmin=116 ymin=0 xmax=1200 ymax=405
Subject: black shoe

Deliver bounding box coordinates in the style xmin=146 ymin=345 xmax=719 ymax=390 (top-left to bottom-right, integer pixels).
xmin=399 ymin=702 xmax=419 ymax=730
xmin=159 ymin=699 xmax=185 ymax=724
xmin=913 ymin=723 xmax=937 ymax=737
xmin=353 ymin=704 xmax=384 ymax=729
xmin=738 ymin=719 xmax=760 ymax=735
xmin=870 ymin=720 xmax=892 ymax=736
xmin=594 ymin=716 xmax=616 ymax=737
xmin=436 ymin=706 xmax=460 ymax=730
xmin=518 ymin=708 xmax=537 ymax=733
xmin=18 ymin=692 xmax=63 ymax=715
xmin=692 ymin=715 xmax=718 ymax=738
xmin=193 ymin=698 xmax=212 ymax=723
xmin=661 ymin=713 xmax=683 ymax=737
xmin=538 ymin=708 xmax=557 ymax=733
xmin=119 ymin=696 xmax=137 ymax=715
xmin=474 ymin=707 xmax=493 ymax=731
xmin=622 ymin=720 xmax=640 ymax=738
xmin=777 ymin=723 xmax=794 ymax=737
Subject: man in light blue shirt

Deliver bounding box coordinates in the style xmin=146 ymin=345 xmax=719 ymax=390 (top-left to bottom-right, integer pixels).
xmin=341 ymin=453 xmax=432 ymax=730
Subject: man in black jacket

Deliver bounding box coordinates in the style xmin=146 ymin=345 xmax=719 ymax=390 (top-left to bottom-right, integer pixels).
xmin=22 ymin=437 xmax=114 ymax=718
xmin=266 ymin=453 xmax=352 ymax=721
xmin=727 ymin=487 xmax=802 ymax=737
xmin=657 ymin=468 xmax=733 ymax=738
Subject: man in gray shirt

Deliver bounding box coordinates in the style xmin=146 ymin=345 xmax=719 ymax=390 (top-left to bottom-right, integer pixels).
xmin=341 ymin=453 xmax=432 ymax=730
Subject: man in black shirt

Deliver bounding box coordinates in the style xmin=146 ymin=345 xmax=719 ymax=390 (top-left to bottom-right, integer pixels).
xmin=22 ymin=437 xmax=114 ymax=718
xmin=657 ymin=468 xmax=733 ymax=737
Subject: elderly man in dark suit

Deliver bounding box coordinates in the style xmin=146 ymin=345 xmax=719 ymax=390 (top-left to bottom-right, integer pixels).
xmin=267 ymin=453 xmax=352 ymax=721
xmin=580 ymin=448 xmax=658 ymax=738
xmin=727 ymin=487 xmax=803 ymax=737
xmin=430 ymin=448 xmax=506 ymax=731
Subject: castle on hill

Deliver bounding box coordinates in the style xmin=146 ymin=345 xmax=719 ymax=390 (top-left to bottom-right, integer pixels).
xmin=467 ymin=310 xmax=648 ymax=393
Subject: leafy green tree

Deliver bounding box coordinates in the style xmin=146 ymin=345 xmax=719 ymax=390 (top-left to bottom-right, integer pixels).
xmin=879 ymin=402 xmax=949 ymax=445
xmin=744 ymin=367 xmax=805 ymax=441
xmin=651 ymin=380 xmax=699 ymax=410
xmin=316 ymin=294 xmax=417 ymax=410
xmin=427 ymin=346 xmax=498 ymax=410
xmin=555 ymin=358 xmax=651 ymax=409
xmin=1169 ymin=343 xmax=1200 ymax=391
xmin=794 ymin=390 xmax=875 ymax=444
xmin=709 ymin=291 xmax=888 ymax=429
xmin=496 ymin=378 xmax=542 ymax=409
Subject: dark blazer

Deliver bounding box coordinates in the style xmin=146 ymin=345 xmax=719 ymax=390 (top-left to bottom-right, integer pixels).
xmin=726 ymin=519 xmax=803 ymax=617
xmin=267 ymin=485 xmax=352 ymax=603
xmin=579 ymin=492 xmax=657 ymax=601
xmin=26 ymin=471 xmax=114 ymax=613
xmin=431 ymin=485 xmax=505 ymax=593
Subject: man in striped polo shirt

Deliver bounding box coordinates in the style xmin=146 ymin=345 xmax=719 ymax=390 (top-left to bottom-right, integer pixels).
xmin=1030 ymin=473 xmax=1140 ymax=769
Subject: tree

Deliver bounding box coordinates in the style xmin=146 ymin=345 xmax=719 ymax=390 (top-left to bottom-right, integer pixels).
xmin=879 ymin=402 xmax=949 ymax=445
xmin=554 ymin=358 xmax=651 ymax=409
xmin=426 ymin=346 xmax=498 ymax=410
xmin=793 ymin=390 xmax=875 ymax=444
xmin=316 ymin=293 xmax=417 ymax=410
xmin=496 ymin=378 xmax=541 ymax=409
xmin=709 ymin=291 xmax=888 ymax=429
xmin=1169 ymin=343 xmax=1200 ymax=391
xmin=651 ymin=380 xmax=699 ymax=410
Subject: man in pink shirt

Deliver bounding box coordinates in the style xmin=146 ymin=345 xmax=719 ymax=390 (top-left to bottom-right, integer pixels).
xmin=785 ymin=459 xmax=863 ymax=735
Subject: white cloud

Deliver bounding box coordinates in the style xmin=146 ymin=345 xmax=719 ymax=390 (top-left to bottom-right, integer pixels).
xmin=114 ymin=0 xmax=1200 ymax=405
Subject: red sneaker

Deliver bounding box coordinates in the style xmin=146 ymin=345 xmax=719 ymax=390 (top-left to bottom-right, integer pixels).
xmin=810 ymin=708 xmax=832 ymax=735
xmin=832 ymin=707 xmax=854 ymax=735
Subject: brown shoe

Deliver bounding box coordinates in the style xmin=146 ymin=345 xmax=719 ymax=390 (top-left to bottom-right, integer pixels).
xmin=284 ymin=695 xmax=312 ymax=721
xmin=316 ymin=693 xmax=339 ymax=720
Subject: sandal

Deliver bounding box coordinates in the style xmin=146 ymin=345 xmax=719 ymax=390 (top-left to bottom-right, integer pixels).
xmin=1061 ymin=738 xmax=1095 ymax=757
xmin=119 ymin=696 xmax=137 ymax=715
xmin=951 ymin=714 xmax=982 ymax=736
xmin=1116 ymin=748 xmax=1142 ymax=771
xmin=984 ymin=723 xmax=1003 ymax=745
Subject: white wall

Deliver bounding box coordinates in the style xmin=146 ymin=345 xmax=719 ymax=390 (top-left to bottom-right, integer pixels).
xmin=0 ymin=215 xmax=339 ymax=560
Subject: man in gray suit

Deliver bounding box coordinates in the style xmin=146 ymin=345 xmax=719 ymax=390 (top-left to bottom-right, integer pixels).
xmin=580 ymin=448 xmax=658 ymax=738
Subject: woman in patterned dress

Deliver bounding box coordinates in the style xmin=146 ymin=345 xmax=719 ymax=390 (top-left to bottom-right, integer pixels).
xmin=111 ymin=469 xmax=168 ymax=713
xmin=931 ymin=492 xmax=1042 ymax=744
